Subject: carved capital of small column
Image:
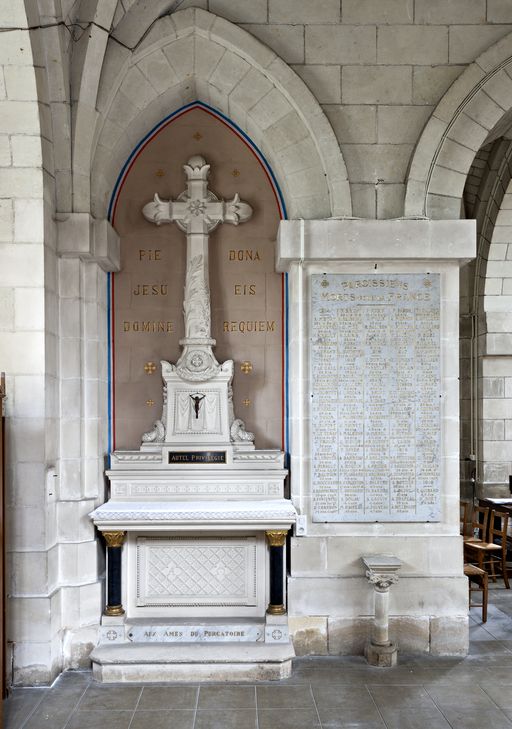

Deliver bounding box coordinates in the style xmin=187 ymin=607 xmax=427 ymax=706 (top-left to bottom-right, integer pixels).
xmin=103 ymin=530 xmax=126 ymax=548
xmin=366 ymin=571 xmax=399 ymax=593
xmin=265 ymin=530 xmax=287 ymax=547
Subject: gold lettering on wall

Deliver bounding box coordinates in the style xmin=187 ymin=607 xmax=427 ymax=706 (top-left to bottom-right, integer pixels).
xmin=234 ymin=284 xmax=256 ymax=295
xmin=139 ymin=249 xmax=162 ymax=261
xmin=222 ymin=321 xmax=276 ymax=333
xmin=133 ymin=284 xmax=168 ymax=296
xmin=229 ymin=250 xmax=260 ymax=261
xmin=123 ymin=321 xmax=174 ymax=332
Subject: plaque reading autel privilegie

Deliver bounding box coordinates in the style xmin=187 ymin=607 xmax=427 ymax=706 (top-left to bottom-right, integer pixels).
xmin=168 ymin=451 xmax=227 ymax=464
xmin=311 ymin=273 xmax=441 ymax=523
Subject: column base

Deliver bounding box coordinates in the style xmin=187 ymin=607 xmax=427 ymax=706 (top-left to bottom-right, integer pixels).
xmin=365 ymin=641 xmax=398 ymax=667
xmin=104 ymin=605 xmax=125 ymax=617
xmin=267 ymin=604 xmax=286 ymax=616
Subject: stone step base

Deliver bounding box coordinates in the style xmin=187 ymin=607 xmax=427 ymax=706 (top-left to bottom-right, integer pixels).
xmin=90 ymin=642 xmax=295 ymax=682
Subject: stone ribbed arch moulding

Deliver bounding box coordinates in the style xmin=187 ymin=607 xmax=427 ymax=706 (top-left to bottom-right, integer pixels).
xmin=89 ymin=7 xmax=351 ymax=220
xmin=405 ymin=30 xmax=512 ymax=219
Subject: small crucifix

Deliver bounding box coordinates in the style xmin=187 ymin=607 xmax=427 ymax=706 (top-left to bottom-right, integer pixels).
xmin=189 ymin=393 xmax=205 ymax=419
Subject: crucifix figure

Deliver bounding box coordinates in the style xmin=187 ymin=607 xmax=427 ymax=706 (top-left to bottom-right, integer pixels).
xmin=142 ymin=155 xmax=253 ymax=371
xmin=189 ymin=393 xmax=205 ymax=419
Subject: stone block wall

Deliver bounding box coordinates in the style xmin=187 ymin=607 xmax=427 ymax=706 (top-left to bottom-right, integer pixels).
xmin=0 ymin=3 xmax=59 ymax=684
xmin=5 ymin=0 xmax=512 ymax=680
xmin=214 ymin=0 xmax=512 ymax=218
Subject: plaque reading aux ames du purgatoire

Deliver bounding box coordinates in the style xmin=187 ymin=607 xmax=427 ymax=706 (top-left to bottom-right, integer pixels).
xmin=311 ymin=273 xmax=441 ymax=523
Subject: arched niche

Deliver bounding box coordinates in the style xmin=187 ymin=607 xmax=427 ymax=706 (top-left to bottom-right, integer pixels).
xmin=109 ymin=104 xmax=287 ymax=452
xmin=89 ymin=7 xmax=351 ymax=220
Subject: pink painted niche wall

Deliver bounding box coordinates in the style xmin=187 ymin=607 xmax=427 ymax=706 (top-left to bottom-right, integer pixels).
xmin=110 ymin=106 xmax=285 ymax=451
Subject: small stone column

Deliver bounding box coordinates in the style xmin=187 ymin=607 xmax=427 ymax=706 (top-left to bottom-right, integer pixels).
xmin=362 ymin=555 xmax=402 ymax=667
xmin=103 ymin=531 xmax=126 ymax=616
xmin=266 ymin=530 xmax=288 ymax=615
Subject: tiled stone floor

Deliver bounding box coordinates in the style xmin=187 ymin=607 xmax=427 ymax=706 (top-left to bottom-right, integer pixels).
xmin=5 ymin=593 xmax=512 ymax=729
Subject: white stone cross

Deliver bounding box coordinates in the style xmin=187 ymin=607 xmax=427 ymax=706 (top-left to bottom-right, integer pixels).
xmin=142 ymin=155 xmax=253 ymax=343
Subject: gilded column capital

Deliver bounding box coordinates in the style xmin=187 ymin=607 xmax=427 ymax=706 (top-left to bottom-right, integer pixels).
xmin=103 ymin=530 xmax=126 ymax=548
xmin=265 ymin=529 xmax=288 ymax=547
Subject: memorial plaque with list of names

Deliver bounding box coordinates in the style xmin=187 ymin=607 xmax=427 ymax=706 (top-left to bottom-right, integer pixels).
xmin=311 ymin=273 xmax=441 ymax=522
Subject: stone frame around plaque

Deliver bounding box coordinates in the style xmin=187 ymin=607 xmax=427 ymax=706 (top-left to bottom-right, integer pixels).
xmin=276 ymin=217 xmax=475 ymax=538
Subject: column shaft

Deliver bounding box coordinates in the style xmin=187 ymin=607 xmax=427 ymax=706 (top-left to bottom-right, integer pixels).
xmin=266 ymin=530 xmax=287 ymax=615
xmin=103 ymin=531 xmax=126 ymax=616
xmin=373 ymin=588 xmax=390 ymax=646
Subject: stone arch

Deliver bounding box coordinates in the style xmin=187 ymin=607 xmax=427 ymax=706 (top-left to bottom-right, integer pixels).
xmin=458 ymin=138 xmax=512 ymax=502
xmin=405 ymin=30 xmax=512 ymax=219
xmin=87 ymin=7 xmax=351 ymax=220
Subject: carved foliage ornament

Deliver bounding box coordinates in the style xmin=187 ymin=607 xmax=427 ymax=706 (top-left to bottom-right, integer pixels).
xmin=366 ymin=571 xmax=399 ymax=591
xmin=265 ymin=530 xmax=288 ymax=547
xmin=103 ymin=530 xmax=126 ymax=548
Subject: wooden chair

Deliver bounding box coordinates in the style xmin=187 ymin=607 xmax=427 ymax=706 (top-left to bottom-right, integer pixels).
xmin=465 ymin=509 xmax=510 ymax=589
xmin=463 ymin=505 xmax=489 ymax=544
xmin=460 ymin=500 xmax=471 ymax=537
xmin=464 ymin=563 xmax=488 ymax=622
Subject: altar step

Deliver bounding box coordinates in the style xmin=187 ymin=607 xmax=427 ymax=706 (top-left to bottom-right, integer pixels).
xmin=90 ymin=642 xmax=295 ymax=682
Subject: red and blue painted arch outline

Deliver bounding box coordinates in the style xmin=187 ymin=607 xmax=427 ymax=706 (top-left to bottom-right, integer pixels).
xmin=106 ymin=101 xmax=290 ymax=459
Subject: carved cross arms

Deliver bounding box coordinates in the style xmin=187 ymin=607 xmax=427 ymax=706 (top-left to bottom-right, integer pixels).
xmin=142 ymin=155 xmax=253 ymax=234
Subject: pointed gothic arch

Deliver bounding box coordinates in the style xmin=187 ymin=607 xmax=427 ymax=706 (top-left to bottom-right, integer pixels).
xmin=86 ymin=7 xmax=351 ymax=220
xmin=405 ymin=30 xmax=512 ymax=219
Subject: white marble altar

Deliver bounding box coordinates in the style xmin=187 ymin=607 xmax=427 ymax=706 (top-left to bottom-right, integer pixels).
xmin=90 ymin=156 xmax=296 ymax=682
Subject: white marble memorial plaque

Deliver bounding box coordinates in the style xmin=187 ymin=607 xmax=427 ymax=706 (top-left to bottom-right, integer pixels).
xmin=311 ymin=273 xmax=441 ymax=522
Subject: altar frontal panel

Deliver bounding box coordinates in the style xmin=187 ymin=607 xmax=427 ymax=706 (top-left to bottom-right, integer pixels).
xmin=311 ymin=273 xmax=441 ymax=523
xmin=135 ymin=536 xmax=258 ymax=608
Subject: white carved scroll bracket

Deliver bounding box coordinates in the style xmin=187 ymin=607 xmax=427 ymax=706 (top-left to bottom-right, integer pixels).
xmin=141 ymin=420 xmax=166 ymax=444
xmin=161 ymin=360 xmax=176 ymax=379
xmin=230 ymin=418 xmax=255 ymax=444
xmin=56 ymin=213 xmax=120 ymax=272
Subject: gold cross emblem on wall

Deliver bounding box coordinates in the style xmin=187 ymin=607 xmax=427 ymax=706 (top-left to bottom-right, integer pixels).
xmin=144 ymin=362 xmax=157 ymax=374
